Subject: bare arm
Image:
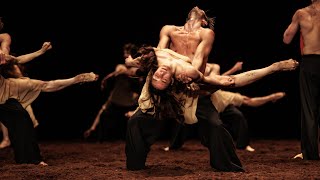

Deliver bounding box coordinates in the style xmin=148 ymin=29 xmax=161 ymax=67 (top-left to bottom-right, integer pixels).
xmin=283 ymin=10 xmax=301 ymax=44
xmin=125 ymin=55 xmax=141 ymax=68
xmin=0 ymin=33 xmax=11 ymax=64
xmin=222 ymin=61 xmax=243 ymax=75
xmin=84 ymin=99 xmax=110 ymax=138
xmin=16 ymin=42 xmax=52 ymax=64
xmin=192 ymin=29 xmax=215 ymax=73
xmin=41 ymin=72 xmax=98 ymax=92
xmin=157 ymin=25 xmax=172 ymax=49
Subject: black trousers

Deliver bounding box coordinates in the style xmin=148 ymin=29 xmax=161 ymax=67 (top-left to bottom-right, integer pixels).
xmin=220 ymin=105 xmax=250 ymax=149
xmin=125 ymin=109 xmax=166 ymax=170
xmin=98 ymin=102 xmax=136 ymax=142
xmin=126 ymin=95 xmax=244 ymax=172
xmin=0 ymin=99 xmax=42 ymax=164
xmin=168 ymin=105 xmax=250 ymax=150
xmin=300 ymin=55 xmax=320 ymax=160
xmin=196 ymin=95 xmax=244 ymax=172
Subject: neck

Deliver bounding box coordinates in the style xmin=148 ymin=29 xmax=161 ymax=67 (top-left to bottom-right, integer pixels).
xmin=313 ymin=0 xmax=320 ymax=4
xmin=184 ymin=18 xmax=202 ymax=32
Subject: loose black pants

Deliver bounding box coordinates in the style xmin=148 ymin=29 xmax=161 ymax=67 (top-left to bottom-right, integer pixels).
xmin=0 ymin=99 xmax=42 ymax=164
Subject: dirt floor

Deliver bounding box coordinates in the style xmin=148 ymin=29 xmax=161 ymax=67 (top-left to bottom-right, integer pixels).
xmin=1 ymin=139 xmax=320 ymax=180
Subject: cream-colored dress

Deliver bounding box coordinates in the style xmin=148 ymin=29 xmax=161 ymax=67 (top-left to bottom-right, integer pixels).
xmin=0 ymin=75 xmax=44 ymax=108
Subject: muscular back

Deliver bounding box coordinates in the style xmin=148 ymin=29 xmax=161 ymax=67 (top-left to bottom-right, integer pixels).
xmin=284 ymin=2 xmax=320 ymax=55
xmin=158 ymin=25 xmax=215 ymax=73
xmin=300 ymin=5 xmax=320 ymax=54
xmin=166 ymin=25 xmax=202 ymax=59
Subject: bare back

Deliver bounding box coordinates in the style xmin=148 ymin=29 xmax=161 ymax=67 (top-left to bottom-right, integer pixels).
xmin=300 ymin=5 xmax=320 ymax=54
xmin=167 ymin=26 xmax=202 ymax=59
xmin=158 ymin=25 xmax=215 ymax=73
xmin=284 ymin=2 xmax=320 ymax=55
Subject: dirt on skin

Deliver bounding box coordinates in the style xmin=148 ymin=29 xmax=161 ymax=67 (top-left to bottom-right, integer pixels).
xmin=0 ymin=139 xmax=319 ymax=180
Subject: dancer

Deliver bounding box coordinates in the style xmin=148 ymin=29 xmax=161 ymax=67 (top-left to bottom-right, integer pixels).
xmin=163 ymin=61 xmax=286 ymax=152
xmin=125 ymin=6 xmax=298 ymax=172
xmin=283 ymin=0 xmax=320 ymax=160
xmin=84 ymin=43 xmax=142 ymax=141
xmin=0 ymin=58 xmax=98 ymax=165
xmin=0 ymin=41 xmax=52 ymax=149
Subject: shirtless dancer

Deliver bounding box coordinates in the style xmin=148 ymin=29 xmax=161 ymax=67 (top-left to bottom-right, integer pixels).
xmin=125 ymin=6 xmax=298 ymax=172
xmin=283 ymin=0 xmax=320 ymax=160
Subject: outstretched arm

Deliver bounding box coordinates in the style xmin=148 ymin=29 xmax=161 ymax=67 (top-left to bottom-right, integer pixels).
xmin=84 ymin=99 xmax=110 ymax=138
xmin=41 ymin=72 xmax=98 ymax=92
xmin=232 ymin=59 xmax=298 ymax=87
xmin=199 ymin=59 xmax=298 ymax=91
xmin=16 ymin=42 xmax=52 ymax=64
xmin=7 ymin=42 xmax=52 ymax=64
xmin=242 ymin=92 xmax=286 ymax=107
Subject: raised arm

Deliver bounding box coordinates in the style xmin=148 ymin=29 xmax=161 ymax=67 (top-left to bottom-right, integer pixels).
xmin=6 ymin=42 xmax=52 ymax=64
xmin=222 ymin=61 xmax=243 ymax=75
xmin=15 ymin=42 xmax=52 ymax=64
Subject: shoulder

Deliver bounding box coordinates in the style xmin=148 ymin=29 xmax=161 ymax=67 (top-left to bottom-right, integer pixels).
xmin=161 ymin=25 xmax=180 ymax=31
xmin=201 ymin=27 xmax=214 ymax=35
xmin=295 ymin=7 xmax=311 ymax=17
xmin=200 ymin=28 xmax=215 ymax=39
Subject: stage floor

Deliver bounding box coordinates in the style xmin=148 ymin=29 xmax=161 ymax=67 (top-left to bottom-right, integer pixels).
xmin=1 ymin=139 xmax=319 ymax=179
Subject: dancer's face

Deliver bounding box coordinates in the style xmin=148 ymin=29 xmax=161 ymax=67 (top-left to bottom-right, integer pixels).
xmin=152 ymin=65 xmax=173 ymax=90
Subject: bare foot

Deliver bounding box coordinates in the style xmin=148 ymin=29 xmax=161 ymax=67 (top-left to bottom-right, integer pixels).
xmin=245 ymin=145 xmax=255 ymax=152
xmin=271 ymin=92 xmax=286 ymax=103
xmin=293 ymin=153 xmax=303 ymax=159
xmin=39 ymin=161 xmax=48 ymax=166
xmin=0 ymin=140 xmax=11 ymax=149
xmin=77 ymin=72 xmax=99 ymax=83
xmin=272 ymin=59 xmax=299 ymax=71
xmin=163 ymin=146 xmax=170 ymax=152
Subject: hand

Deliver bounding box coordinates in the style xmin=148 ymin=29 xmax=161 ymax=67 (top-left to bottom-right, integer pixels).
xmin=125 ymin=55 xmax=141 ymax=67
xmin=186 ymin=82 xmax=200 ymax=97
xmin=83 ymin=129 xmax=93 ymax=138
xmin=233 ymin=61 xmax=243 ymax=71
xmin=77 ymin=72 xmax=99 ymax=83
xmin=177 ymin=72 xmax=192 ymax=83
xmin=100 ymin=72 xmax=116 ymax=91
xmin=0 ymin=50 xmax=6 ymax=65
xmin=40 ymin=42 xmax=52 ymax=53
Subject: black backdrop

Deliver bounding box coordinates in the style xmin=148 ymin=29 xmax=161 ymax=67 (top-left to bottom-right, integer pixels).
xmin=1 ymin=0 xmax=310 ymax=140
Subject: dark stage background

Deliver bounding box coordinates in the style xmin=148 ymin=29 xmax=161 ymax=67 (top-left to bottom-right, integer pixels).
xmin=1 ymin=0 xmax=310 ymax=140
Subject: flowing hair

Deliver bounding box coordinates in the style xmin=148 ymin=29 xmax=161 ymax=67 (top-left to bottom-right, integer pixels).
xmin=137 ymin=46 xmax=185 ymax=124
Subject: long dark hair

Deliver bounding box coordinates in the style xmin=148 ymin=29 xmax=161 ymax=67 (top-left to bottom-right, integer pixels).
xmin=137 ymin=46 xmax=185 ymax=124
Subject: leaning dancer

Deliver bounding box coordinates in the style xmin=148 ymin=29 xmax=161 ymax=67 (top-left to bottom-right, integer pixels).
xmin=0 ymin=64 xmax=98 ymax=166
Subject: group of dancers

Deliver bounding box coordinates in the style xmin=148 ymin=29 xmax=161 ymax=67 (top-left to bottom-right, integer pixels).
xmin=1 ymin=0 xmax=320 ymax=172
